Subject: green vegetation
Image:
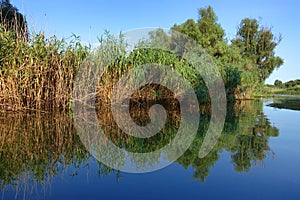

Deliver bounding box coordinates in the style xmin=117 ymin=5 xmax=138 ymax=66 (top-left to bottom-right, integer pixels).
xmin=266 ymin=85 xmax=300 ymax=95
xmin=0 ymin=1 xmax=295 ymax=197
xmin=261 ymin=79 xmax=300 ymax=96
xmin=0 ymin=2 xmax=284 ymax=111
xmin=96 ymin=6 xmax=284 ymax=107
xmin=232 ymin=18 xmax=283 ymax=82
xmin=172 ymin=6 xmax=283 ymax=99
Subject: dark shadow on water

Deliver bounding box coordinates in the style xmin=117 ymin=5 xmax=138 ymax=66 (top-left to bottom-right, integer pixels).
xmin=267 ymin=96 xmax=300 ymax=111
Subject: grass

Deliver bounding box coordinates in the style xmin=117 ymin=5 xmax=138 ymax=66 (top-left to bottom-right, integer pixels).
xmin=272 ymin=85 xmax=300 ymax=95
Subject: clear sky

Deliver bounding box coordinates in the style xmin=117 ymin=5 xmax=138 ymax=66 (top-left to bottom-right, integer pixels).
xmin=11 ymin=0 xmax=300 ymax=84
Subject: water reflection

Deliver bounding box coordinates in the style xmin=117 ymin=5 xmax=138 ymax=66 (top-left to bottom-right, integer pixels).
xmin=177 ymin=100 xmax=279 ymax=181
xmin=0 ymin=113 xmax=114 ymax=199
xmin=268 ymin=96 xmax=300 ymax=111
xmin=0 ymin=99 xmax=280 ymax=197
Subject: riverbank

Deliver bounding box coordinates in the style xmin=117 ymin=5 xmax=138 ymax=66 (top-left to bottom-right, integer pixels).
xmin=254 ymin=85 xmax=300 ymax=98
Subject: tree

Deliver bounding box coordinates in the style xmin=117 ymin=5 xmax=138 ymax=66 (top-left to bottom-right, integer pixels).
xmin=284 ymin=79 xmax=300 ymax=88
xmin=232 ymin=18 xmax=283 ymax=82
xmin=197 ymin=6 xmax=225 ymax=51
xmin=172 ymin=6 xmax=226 ymax=57
xmin=274 ymin=79 xmax=283 ymax=88
xmin=0 ymin=0 xmax=27 ymax=39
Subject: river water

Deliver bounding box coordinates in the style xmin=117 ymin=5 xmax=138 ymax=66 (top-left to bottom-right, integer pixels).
xmin=0 ymin=98 xmax=299 ymax=199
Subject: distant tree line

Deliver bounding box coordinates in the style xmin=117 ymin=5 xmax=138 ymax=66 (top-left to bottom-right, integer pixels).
xmin=274 ymin=79 xmax=300 ymax=88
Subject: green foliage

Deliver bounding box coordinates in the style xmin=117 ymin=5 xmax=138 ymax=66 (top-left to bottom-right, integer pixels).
xmin=127 ymin=48 xmax=210 ymax=103
xmin=284 ymin=79 xmax=300 ymax=88
xmin=264 ymin=79 xmax=300 ymax=95
xmin=172 ymin=6 xmax=225 ymax=57
xmin=95 ymin=30 xmax=212 ymax=106
xmin=220 ymin=65 xmax=241 ymax=101
xmin=197 ymin=6 xmax=225 ymax=53
xmin=274 ymin=79 xmax=283 ymax=87
xmin=171 ymin=7 xmax=283 ymax=97
xmin=0 ymin=4 xmax=285 ymax=111
xmin=232 ymin=18 xmax=283 ymax=82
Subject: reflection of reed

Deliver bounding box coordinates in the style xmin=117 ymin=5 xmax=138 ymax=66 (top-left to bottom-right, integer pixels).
xmin=0 ymin=112 xmax=89 ymax=198
xmin=96 ymin=84 xmax=182 ymax=153
xmin=0 ymin=99 xmax=281 ymax=197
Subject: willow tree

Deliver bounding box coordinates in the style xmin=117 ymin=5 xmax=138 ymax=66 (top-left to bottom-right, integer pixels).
xmin=172 ymin=6 xmax=226 ymax=57
xmin=0 ymin=0 xmax=27 ymax=39
xmin=232 ymin=18 xmax=283 ymax=82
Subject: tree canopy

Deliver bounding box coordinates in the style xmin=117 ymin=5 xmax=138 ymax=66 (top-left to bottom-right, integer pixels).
xmin=170 ymin=6 xmax=283 ymax=97
xmin=172 ymin=6 xmax=226 ymax=57
xmin=232 ymin=18 xmax=283 ymax=82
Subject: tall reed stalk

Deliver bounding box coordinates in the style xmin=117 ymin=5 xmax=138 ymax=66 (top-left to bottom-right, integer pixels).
xmin=0 ymin=25 xmax=89 ymax=111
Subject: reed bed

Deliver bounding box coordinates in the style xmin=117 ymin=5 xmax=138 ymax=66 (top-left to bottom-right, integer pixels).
xmin=0 ymin=25 xmax=89 ymax=111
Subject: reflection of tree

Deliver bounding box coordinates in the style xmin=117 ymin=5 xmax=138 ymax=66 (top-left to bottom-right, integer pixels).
xmin=176 ymin=114 xmax=219 ymax=182
xmin=95 ymin=98 xmax=279 ymax=181
xmin=178 ymin=149 xmax=219 ymax=182
xmin=268 ymin=97 xmax=300 ymax=111
xmin=230 ymin=102 xmax=278 ymax=172
xmin=231 ymin=133 xmax=270 ymax=172
xmin=176 ymin=100 xmax=279 ymax=181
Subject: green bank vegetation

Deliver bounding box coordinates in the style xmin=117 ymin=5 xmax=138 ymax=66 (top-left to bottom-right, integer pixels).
xmin=266 ymin=79 xmax=300 ymax=95
xmin=0 ymin=1 xmax=284 ymax=111
xmin=0 ymin=1 xmax=293 ymax=197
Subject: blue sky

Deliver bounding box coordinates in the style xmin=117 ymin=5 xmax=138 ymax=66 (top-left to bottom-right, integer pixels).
xmin=12 ymin=0 xmax=300 ymax=84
